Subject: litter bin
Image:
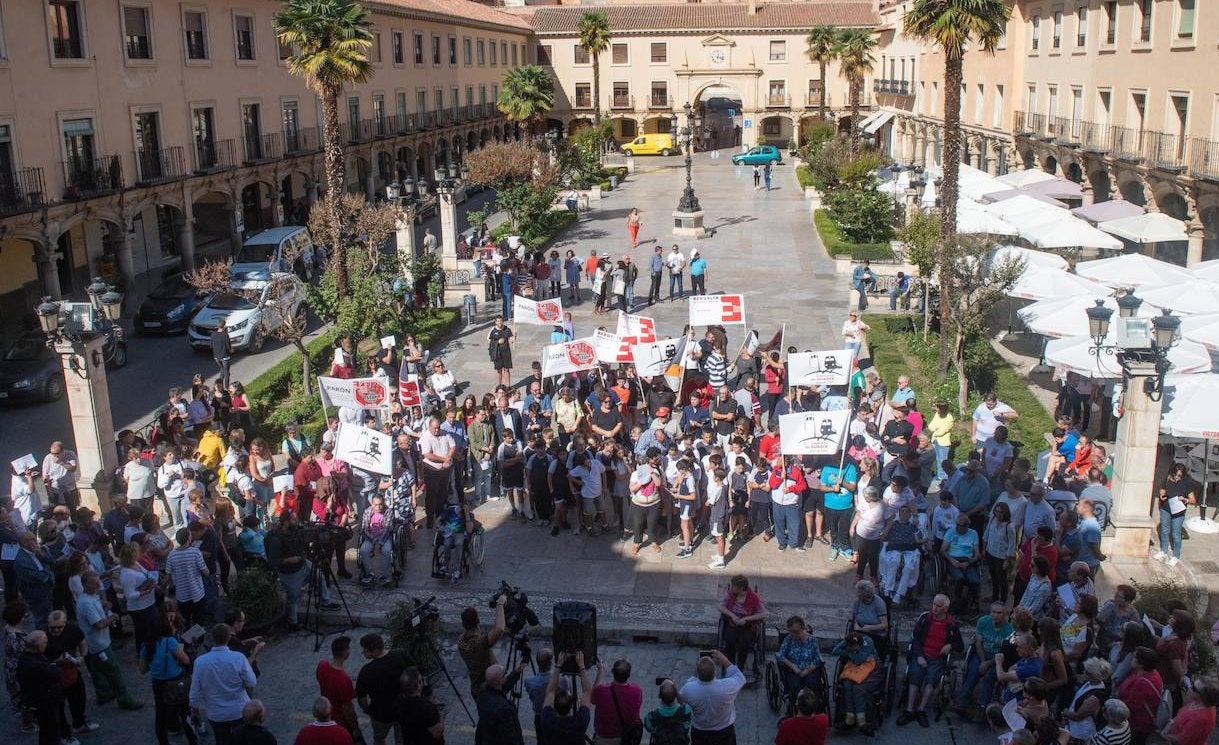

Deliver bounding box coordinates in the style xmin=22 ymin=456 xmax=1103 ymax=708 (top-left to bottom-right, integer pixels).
xmin=609 ymin=174 xmax=619 ymax=189
xmin=463 ymin=294 xmax=477 ymax=326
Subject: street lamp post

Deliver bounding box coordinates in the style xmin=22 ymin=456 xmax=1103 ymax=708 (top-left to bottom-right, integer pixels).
xmin=1083 ymin=291 xmax=1181 ymax=559
xmin=670 ymin=102 xmax=708 ymax=239
xmin=434 ymin=162 xmax=470 ymax=271
xmin=35 ymin=279 xmax=124 ymax=513
xmin=387 ymin=178 xmax=418 ymax=266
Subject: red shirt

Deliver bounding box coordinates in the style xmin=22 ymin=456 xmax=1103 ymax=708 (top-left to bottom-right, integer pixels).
xmin=759 ymin=434 xmax=781 ymax=463
xmin=293 ymin=722 xmax=352 ymax=745
xmin=764 ymin=366 xmax=785 ymax=395
xmin=775 ymin=713 xmax=829 ymax=745
xmin=1016 ymin=538 xmax=1059 ymax=583
xmin=922 ymin=614 xmax=952 ymax=659
xmin=589 ymin=683 xmax=643 ymax=738
xmin=316 ymin=660 xmax=356 ymax=729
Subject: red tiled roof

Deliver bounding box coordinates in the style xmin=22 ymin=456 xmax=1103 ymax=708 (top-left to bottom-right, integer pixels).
xmin=529 ymin=2 xmax=878 ymax=34
xmin=372 ymin=0 xmax=534 ymax=31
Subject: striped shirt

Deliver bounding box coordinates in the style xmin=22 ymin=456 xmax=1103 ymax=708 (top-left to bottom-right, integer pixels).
xmin=165 ymin=545 xmax=207 ymax=603
xmin=701 ymin=353 xmax=729 ymax=387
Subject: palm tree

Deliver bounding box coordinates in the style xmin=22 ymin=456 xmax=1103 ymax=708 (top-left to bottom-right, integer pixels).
xmin=835 ymin=28 xmax=877 ymax=153
xmin=904 ymin=0 xmax=1011 ymax=371
xmin=577 ymin=12 xmax=611 ymax=123
xmin=805 ymin=26 xmax=840 ymax=123
xmin=497 ymin=65 xmax=555 ymax=135
xmin=273 ymin=0 xmax=373 ymax=297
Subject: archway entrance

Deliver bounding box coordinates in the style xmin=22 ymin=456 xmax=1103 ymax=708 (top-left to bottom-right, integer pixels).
xmin=695 ymin=84 xmax=743 ymax=150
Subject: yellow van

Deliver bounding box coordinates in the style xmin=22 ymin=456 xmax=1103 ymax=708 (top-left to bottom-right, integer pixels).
xmin=622 ymin=133 xmax=676 ymax=156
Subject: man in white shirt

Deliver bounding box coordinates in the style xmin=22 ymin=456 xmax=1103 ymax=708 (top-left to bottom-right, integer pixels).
xmin=41 ymin=442 xmax=79 ymax=508
xmin=971 ymin=393 xmax=1017 ymax=448
xmin=666 ymin=245 xmax=686 ymax=301
xmin=678 ymin=650 xmax=746 ymax=742
xmin=190 ymin=623 xmax=257 ymax=745
xmin=418 ymin=417 xmax=455 ymax=529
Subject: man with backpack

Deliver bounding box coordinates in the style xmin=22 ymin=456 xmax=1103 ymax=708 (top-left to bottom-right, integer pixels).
xmin=643 ymin=679 xmax=692 ymax=745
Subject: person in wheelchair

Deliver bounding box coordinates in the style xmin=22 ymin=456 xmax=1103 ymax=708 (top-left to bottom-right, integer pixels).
xmin=940 ymin=513 xmax=982 ymax=616
xmin=879 ymin=504 xmax=924 ymax=607
xmin=358 ymin=494 xmax=393 ymax=587
xmin=850 ymin=580 xmax=889 ymax=655
xmin=718 ymin=574 xmax=768 ymax=675
xmin=898 ymin=593 xmax=964 ymax=728
xmin=774 ymin=615 xmax=824 ymax=714
xmin=435 ymin=498 xmax=474 ymax=584
xmin=832 ymin=631 xmax=880 ymax=735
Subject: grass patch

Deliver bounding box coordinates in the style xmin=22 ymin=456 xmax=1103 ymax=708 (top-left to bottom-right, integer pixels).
xmin=815 ymin=209 xmax=893 ymax=261
xmin=863 ymin=315 xmax=1055 ymax=453
xmin=796 ymin=164 xmax=815 ymax=190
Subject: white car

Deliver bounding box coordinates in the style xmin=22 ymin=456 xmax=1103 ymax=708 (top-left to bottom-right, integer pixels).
xmin=188 ymin=273 xmax=307 ymax=354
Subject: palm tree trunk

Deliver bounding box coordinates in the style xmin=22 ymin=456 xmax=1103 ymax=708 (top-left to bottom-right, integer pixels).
xmin=819 ymin=61 xmax=828 ymax=122
xmin=321 ymin=88 xmax=349 ymax=297
xmin=592 ymin=51 xmax=601 ymax=124
xmin=936 ymin=53 xmax=964 ymax=374
xmin=850 ymin=80 xmax=860 ymax=154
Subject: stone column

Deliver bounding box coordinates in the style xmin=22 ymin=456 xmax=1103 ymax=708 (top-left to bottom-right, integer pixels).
xmin=58 ymin=335 xmax=118 ymax=513
xmin=1187 ymin=219 xmax=1206 ymax=266
xmin=230 ymin=206 xmax=244 ymax=255
xmin=36 ymin=242 xmax=64 ymax=300
xmin=365 ymin=172 xmax=376 ymax=202
xmin=395 ymin=210 xmax=416 ymax=267
xmin=438 ymin=190 xmax=458 ymax=270
xmin=1106 ymin=366 xmax=1162 ymax=559
xmin=180 ymin=197 xmax=197 ymax=272
xmin=1081 ymin=181 xmax=1095 ymax=206
xmin=306 ymin=181 xmax=319 ymax=206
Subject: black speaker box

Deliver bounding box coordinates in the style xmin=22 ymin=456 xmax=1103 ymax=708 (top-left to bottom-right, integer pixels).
xmin=552 ymin=601 xmax=598 ymax=674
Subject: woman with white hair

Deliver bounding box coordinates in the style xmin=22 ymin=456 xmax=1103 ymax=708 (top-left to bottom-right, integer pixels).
xmin=850 ymin=486 xmax=888 ymax=585
xmin=1087 ymin=698 xmax=1132 ymax=745
xmin=1064 ymin=657 xmax=1112 ymax=743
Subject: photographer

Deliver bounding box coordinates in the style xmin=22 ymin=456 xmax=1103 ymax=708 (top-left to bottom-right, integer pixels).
xmin=458 ymin=596 xmax=507 ymax=698
xmin=396 ymin=666 xmax=444 ymax=745
xmin=540 ymin=652 xmax=593 ymax=744
xmin=678 ymin=650 xmax=745 ymax=745
xmin=265 ymin=509 xmax=340 ymax=630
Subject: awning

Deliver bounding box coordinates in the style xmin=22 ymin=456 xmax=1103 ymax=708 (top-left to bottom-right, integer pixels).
xmin=1017 ymin=294 xmax=1163 ymax=339
xmin=957 ymin=206 xmax=1018 ymax=236
xmin=1006 ymin=266 xmax=1107 ymax=301
xmin=996 ymin=169 xmax=1058 ymax=188
xmin=984 ymin=193 xmax=1068 ymax=221
xmin=1098 ymin=212 xmax=1189 ymax=244
xmin=1133 ymin=280 xmax=1219 ymax=315
xmin=1017 ymin=215 xmax=1124 ymax=251
xmin=863 ymin=111 xmax=895 ymax=135
xmin=1074 ymin=253 xmax=1195 ymax=288
xmin=1160 ymin=374 xmax=1219 ymax=438
xmin=1044 ymin=333 xmax=1212 ymax=379
xmin=857 ymin=111 xmax=883 ymax=131
xmin=1071 ymin=199 xmax=1145 ymax=224
xmin=983 ymin=189 xmax=1069 ymax=208
xmin=990 ymin=245 xmax=1070 ymax=271
xmin=1180 ymin=313 xmax=1219 ymax=350
xmin=1022 ymin=178 xmax=1084 ymax=201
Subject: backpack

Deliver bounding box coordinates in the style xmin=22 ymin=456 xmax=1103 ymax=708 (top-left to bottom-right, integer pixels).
xmin=649 ymin=707 xmax=691 ymax=745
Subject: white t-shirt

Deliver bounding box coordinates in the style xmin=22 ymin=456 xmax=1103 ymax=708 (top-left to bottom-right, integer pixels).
xmin=666 ymin=252 xmax=686 ymax=273
xmin=972 ymin=401 xmax=1014 ymax=442
xmin=9 ymin=475 xmax=40 ymax=525
xmin=418 ymin=431 xmax=455 ymax=471
xmin=123 ymin=460 xmax=156 ymax=500
xmin=981 ymin=438 xmax=1014 ymax=477
xmin=120 ymin=565 xmax=157 ymax=612
xmin=570 ymin=460 xmax=605 ymax=499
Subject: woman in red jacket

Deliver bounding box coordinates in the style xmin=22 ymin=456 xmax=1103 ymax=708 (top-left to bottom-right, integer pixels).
xmin=1117 ymin=647 xmax=1165 ymax=745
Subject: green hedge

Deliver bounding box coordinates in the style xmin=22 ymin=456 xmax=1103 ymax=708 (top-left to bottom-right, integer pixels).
xmin=814 ymin=209 xmax=893 ymax=260
xmin=796 ymin=164 xmax=815 ymax=190
xmin=862 ymin=315 xmax=1054 ymax=453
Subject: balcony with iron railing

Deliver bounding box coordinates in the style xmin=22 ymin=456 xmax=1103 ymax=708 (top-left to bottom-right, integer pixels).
xmin=62 ymin=154 xmax=122 ymax=201
xmin=1079 ymin=120 xmax=1112 ymax=153
xmin=610 ymin=94 xmax=634 ymax=111
xmin=573 ymin=97 xmax=593 ymax=110
xmin=1144 ymin=130 xmax=1186 ymax=171
xmin=804 ymin=90 xmax=829 ymax=109
xmin=1053 ymin=117 xmax=1080 ymax=145
xmin=649 ymin=94 xmax=669 ymax=110
xmin=1190 ymin=138 xmax=1219 ymax=181
xmin=1111 ymin=125 xmax=1142 ymax=160
xmin=194 ymin=138 xmax=236 ymax=173
xmin=766 ymin=93 xmax=791 ymax=109
xmin=283 ymin=127 xmax=321 ymax=155
xmin=242 ymin=133 xmax=282 ymax=164
xmin=0 ymin=167 xmax=45 ymax=216
xmin=134 ymin=146 xmax=186 ymax=185
xmin=1013 ymin=110 xmax=1033 ymax=135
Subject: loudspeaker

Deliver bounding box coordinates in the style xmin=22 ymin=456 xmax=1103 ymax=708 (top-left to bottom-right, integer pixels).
xmin=552 ymin=601 xmax=598 ymax=674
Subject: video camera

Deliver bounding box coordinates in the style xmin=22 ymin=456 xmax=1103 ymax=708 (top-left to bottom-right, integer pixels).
xmin=489 ymin=580 xmax=540 ymax=637
xmin=301 ymin=523 xmax=352 ymax=560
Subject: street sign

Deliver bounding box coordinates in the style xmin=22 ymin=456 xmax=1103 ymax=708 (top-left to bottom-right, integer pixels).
xmin=743 ymin=119 xmax=752 ymax=128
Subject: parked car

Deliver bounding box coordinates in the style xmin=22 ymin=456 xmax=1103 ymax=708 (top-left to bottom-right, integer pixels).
xmin=134 ymin=272 xmax=212 ymax=334
xmin=188 ymin=273 xmax=307 ymax=354
xmin=731 ymin=145 xmax=782 ymax=165
xmin=621 ymin=133 xmax=676 ymax=157
xmin=232 ymin=226 xmax=316 ymax=283
xmin=0 ymin=305 xmax=127 ymax=403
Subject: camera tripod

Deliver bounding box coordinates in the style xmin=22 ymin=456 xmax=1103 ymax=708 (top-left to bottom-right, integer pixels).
xmin=410 ymin=622 xmax=476 ymax=725
xmin=303 ymin=549 xmax=355 ymax=652
xmin=505 ymin=630 xmax=536 ymax=706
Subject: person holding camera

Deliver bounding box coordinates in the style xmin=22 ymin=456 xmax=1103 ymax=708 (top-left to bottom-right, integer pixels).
xmin=396 ymin=666 xmax=444 ymax=745
xmin=678 ymin=650 xmax=745 ymax=745
xmin=590 ymin=658 xmax=644 ymax=745
xmin=458 ymin=596 xmax=507 ymax=698
xmin=643 ymin=678 xmax=693 ymax=745
xmin=540 ymin=652 xmax=594 ymax=745
xmin=475 ymin=662 xmax=527 ymax=745
xmin=265 ymin=509 xmax=339 ymax=630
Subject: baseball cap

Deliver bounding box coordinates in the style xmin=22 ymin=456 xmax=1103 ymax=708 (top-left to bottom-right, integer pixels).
xmin=601 ymin=251 xmax=611 ymax=258
xmin=656 ymin=406 xmax=671 ymax=417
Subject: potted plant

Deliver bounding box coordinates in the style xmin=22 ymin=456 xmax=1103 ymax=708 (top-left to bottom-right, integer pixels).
xmin=227 ymin=567 xmax=284 ymax=633
xmin=787 ymin=138 xmax=798 ymax=156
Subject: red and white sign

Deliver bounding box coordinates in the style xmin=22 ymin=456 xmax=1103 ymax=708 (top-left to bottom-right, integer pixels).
xmin=688 ymin=294 xmax=746 ymax=326
xmin=540 ymin=337 xmax=599 ymax=377
xmin=512 ymin=295 xmax=564 ymax=325
xmin=631 ymin=337 xmax=685 ymax=378
xmin=592 ymin=328 xmax=632 ymax=364
xmin=318 ymin=376 xmax=391 ymax=409
xmin=398 ymin=378 xmax=422 ymax=407
xmin=615 ymin=312 xmax=657 ymax=345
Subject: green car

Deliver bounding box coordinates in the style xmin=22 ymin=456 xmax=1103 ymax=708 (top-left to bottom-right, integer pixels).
xmin=732 ymin=145 xmax=782 ymax=165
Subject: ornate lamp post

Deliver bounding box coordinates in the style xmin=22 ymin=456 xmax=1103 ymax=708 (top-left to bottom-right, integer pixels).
xmin=670 ymin=102 xmax=707 ymax=239
xmin=1083 ymin=291 xmax=1181 ymax=559
xmin=387 ymin=178 xmax=419 ymax=264
xmin=433 ymin=162 xmax=470 ymax=270
xmin=35 ymin=279 xmax=124 ymax=512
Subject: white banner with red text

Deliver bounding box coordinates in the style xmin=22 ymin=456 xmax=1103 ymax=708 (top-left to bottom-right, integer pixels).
xmin=688 ymin=294 xmax=746 ymax=326
xmin=540 ymin=337 xmax=600 ymax=377
xmin=318 ymin=376 xmax=392 ymax=409
xmin=512 ymin=295 xmax=564 ymax=325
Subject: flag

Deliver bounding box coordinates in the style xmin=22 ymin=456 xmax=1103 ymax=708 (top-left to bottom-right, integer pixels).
xmin=398 ymin=359 xmax=421 ymax=407
xmin=662 ymin=335 xmax=689 ymax=392
xmin=758 ymin=324 xmax=785 ymax=353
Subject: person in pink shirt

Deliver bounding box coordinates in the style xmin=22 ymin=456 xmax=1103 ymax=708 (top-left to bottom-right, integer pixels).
xmin=1162 ymin=679 xmax=1219 ymax=745
xmin=589 ymin=659 xmax=644 ymax=743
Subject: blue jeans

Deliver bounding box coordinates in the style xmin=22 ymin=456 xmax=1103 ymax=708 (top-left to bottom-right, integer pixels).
xmin=1159 ymin=508 xmax=1185 ymax=558
xmin=933 ymin=443 xmax=950 ymax=480
xmin=772 ymin=502 xmax=801 ymax=549
xmin=956 ymin=651 xmax=995 ymax=708
xmin=280 ymin=560 xmax=332 ymax=625
xmin=669 ymin=272 xmax=683 ymax=300
xmin=501 ymin=292 xmax=512 ymax=318
xmin=625 ymin=284 xmax=635 ymax=309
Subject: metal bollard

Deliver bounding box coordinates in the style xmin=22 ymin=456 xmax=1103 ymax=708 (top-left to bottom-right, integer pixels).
xmin=463 ymin=294 xmax=477 ymax=326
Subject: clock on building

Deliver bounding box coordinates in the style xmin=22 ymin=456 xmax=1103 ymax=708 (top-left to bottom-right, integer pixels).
xmin=709 ymin=48 xmax=726 ymax=66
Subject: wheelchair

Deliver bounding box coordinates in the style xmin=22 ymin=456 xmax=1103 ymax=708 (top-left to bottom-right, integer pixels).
xmin=830 ymin=618 xmax=901 ymax=727
xmin=356 ymin=474 xmax=415 ymax=588
xmin=764 ymin=625 xmax=830 ymax=716
xmin=716 ymin=612 xmax=767 ymax=682
xmin=896 ymin=641 xmax=960 ymax=723
xmin=430 ymin=519 xmax=485 ymax=582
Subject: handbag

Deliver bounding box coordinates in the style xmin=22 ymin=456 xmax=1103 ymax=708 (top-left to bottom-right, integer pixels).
xmin=609 ymin=684 xmax=643 ymax=745
xmin=840 ymin=657 xmax=877 ymax=684
xmin=154 ymin=638 xmax=191 ymax=706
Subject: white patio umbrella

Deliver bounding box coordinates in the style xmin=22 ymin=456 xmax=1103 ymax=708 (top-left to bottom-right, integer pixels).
xmin=1044 ymin=332 xmax=1212 ymax=378
xmin=957 ymin=205 xmax=1018 ymax=236
xmin=985 ymin=194 xmax=1068 ymax=222
xmin=1018 ymin=215 xmax=1125 ymax=251
xmin=921 ymin=178 xmax=937 ymax=207
xmin=1193 ymin=259 xmax=1219 ymax=283
xmin=1075 ymin=253 xmax=1196 ymax=288
xmin=1160 ymin=374 xmax=1219 ymax=438
xmin=1179 ymin=313 xmax=1219 ymax=350
xmin=1136 ymin=280 xmax=1219 ymax=315
xmin=983 ymin=189 xmax=1069 ymax=208
xmin=1007 ymin=266 xmax=1107 ymax=301
xmin=1098 ymin=212 xmax=1189 ymax=244
xmin=996 ymin=169 xmax=1058 ymax=188
xmin=1021 ymin=178 xmax=1085 ymax=201
xmin=1016 ymin=294 xmax=1165 ymax=338
xmin=990 ymin=244 xmax=1069 ymax=271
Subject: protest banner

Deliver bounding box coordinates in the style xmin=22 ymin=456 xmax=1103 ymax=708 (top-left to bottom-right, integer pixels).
xmin=631 ymin=337 xmax=686 ymax=377
xmin=335 ymin=422 xmax=393 ymax=475
xmin=318 ymin=376 xmax=392 ymax=409
xmin=512 ymin=295 xmax=564 ymax=325
xmin=688 ymin=294 xmax=745 ymax=326
xmin=615 ymin=311 xmax=657 ymax=344
xmin=787 ymin=349 xmax=855 ymax=387
xmin=540 ymin=337 xmax=599 ymax=377
xmin=778 ymin=411 xmax=851 ymax=455
xmin=592 ymin=328 xmax=632 ymax=364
